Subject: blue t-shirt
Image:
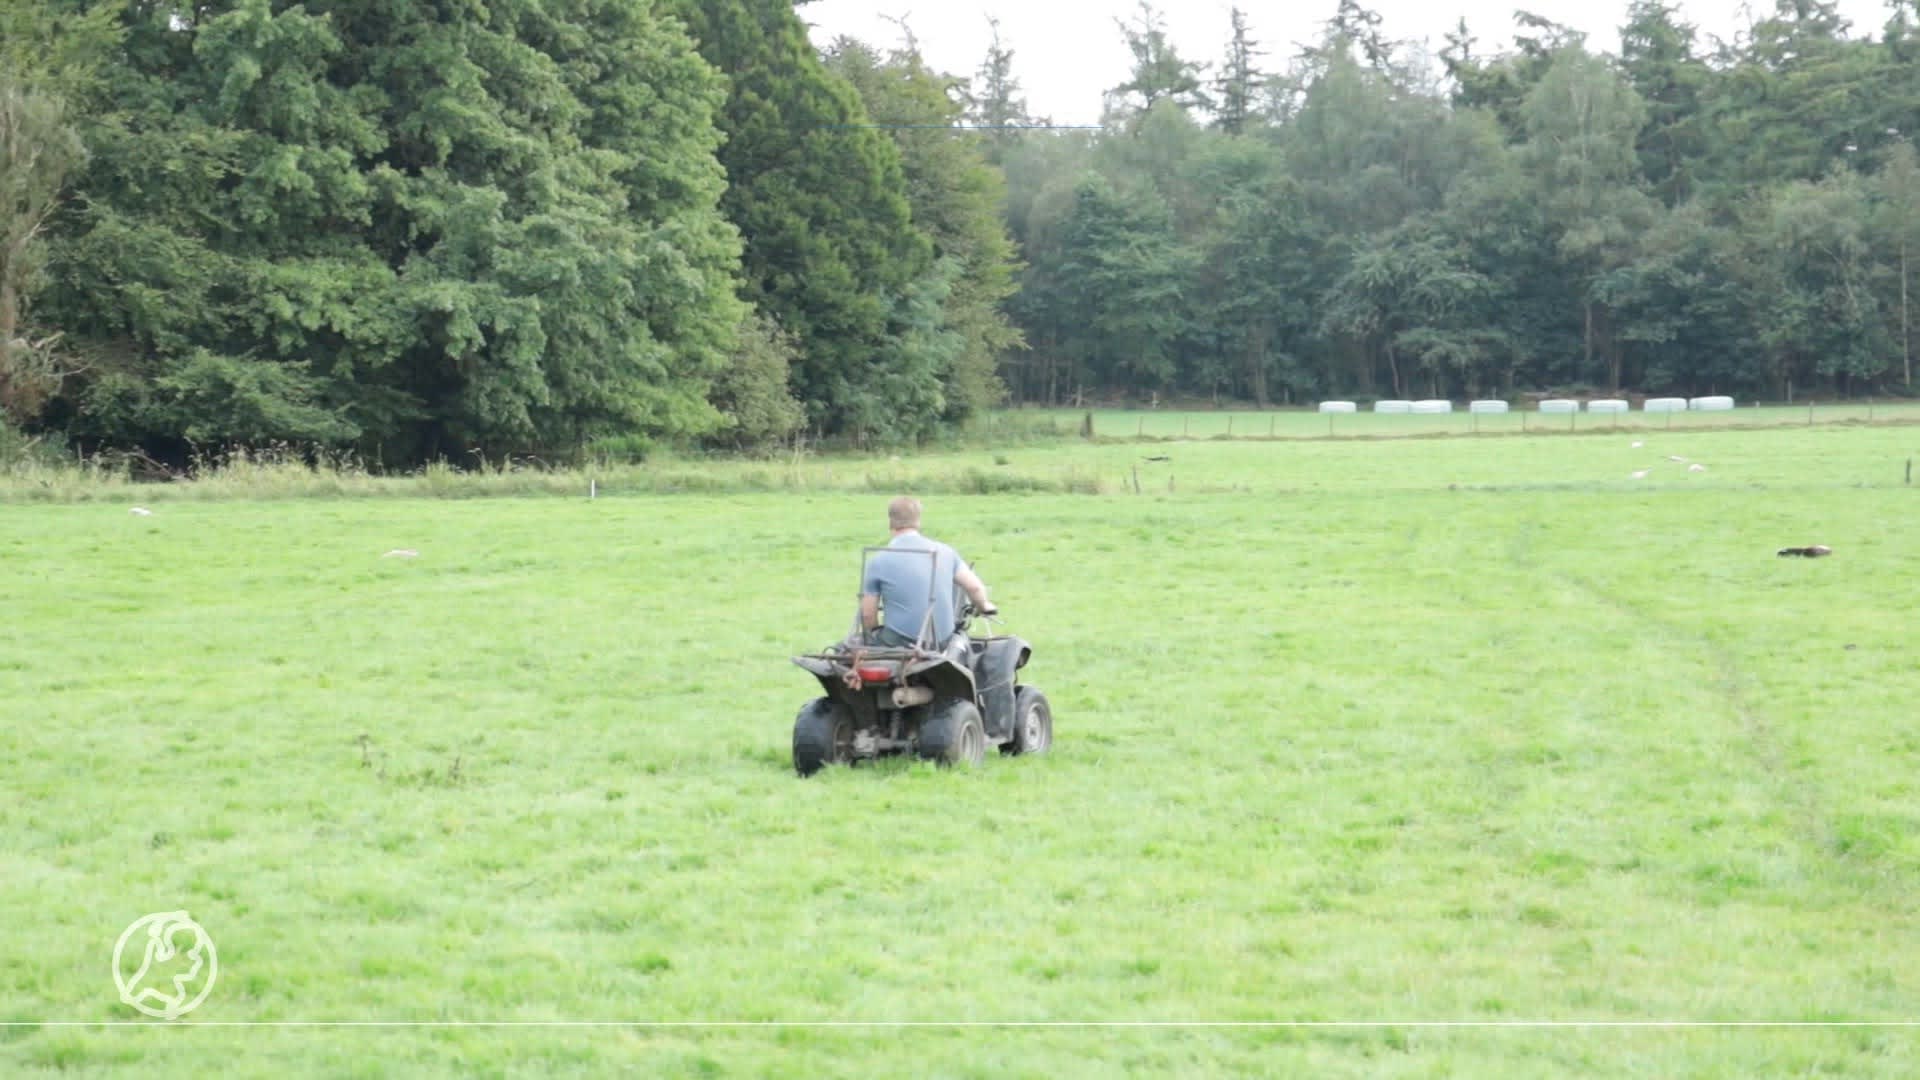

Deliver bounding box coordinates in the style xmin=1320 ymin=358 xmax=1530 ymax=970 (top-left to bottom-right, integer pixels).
xmin=863 ymin=532 xmax=964 ymax=646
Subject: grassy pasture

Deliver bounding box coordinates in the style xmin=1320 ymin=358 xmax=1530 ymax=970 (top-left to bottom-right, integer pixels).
xmin=1001 ymin=401 xmax=1920 ymax=441
xmin=3 ymin=424 xmax=1920 ymax=1075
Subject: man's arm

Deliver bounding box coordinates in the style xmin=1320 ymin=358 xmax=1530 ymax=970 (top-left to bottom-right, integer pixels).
xmin=860 ymin=557 xmax=885 ymax=632
xmin=955 ymin=563 xmax=995 ymax=615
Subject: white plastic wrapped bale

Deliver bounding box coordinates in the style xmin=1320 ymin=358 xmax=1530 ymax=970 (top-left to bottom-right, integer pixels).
xmin=1689 ymin=395 xmax=1734 ymax=411
xmin=1644 ymin=397 xmax=1688 ymax=412
xmin=1538 ymin=399 xmax=1578 ymax=414
xmin=1317 ymin=401 xmax=1357 ymax=413
xmin=1411 ymin=399 xmax=1453 ymax=414
xmin=1586 ymin=399 xmax=1629 ymax=414
xmin=1373 ymin=400 xmax=1413 ymax=414
xmin=1469 ymin=400 xmax=1510 ymax=414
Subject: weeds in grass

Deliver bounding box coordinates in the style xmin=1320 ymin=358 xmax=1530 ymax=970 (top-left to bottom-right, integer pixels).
xmin=0 ymin=452 xmax=1111 ymax=502
xmin=357 ymin=733 xmax=468 ymax=787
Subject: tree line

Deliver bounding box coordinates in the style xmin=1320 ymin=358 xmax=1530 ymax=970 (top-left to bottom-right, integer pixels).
xmin=999 ymin=0 xmax=1920 ymax=407
xmin=2 ymin=0 xmax=1917 ymax=467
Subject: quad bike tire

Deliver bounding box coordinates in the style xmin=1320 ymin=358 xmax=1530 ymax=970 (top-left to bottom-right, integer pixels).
xmin=1003 ymin=685 xmax=1053 ymax=756
xmin=916 ymin=697 xmax=987 ymax=767
xmin=793 ymin=697 xmax=855 ymax=777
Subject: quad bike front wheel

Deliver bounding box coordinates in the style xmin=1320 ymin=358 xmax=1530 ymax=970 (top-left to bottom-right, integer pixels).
xmin=1004 ymin=685 xmax=1053 ymax=756
xmin=917 ymin=698 xmax=986 ymax=767
xmin=793 ymin=697 xmax=855 ymax=777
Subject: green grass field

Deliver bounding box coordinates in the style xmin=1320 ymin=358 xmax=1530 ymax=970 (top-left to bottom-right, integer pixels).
xmin=4 ymin=423 xmax=1920 ymax=1075
xmin=1002 ymin=400 xmax=1920 ymax=442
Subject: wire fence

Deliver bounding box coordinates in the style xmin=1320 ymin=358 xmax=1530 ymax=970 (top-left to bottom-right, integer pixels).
xmin=989 ymin=401 xmax=1920 ymax=442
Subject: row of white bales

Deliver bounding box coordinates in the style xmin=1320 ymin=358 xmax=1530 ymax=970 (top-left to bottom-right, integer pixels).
xmin=1316 ymin=396 xmax=1736 ymax=415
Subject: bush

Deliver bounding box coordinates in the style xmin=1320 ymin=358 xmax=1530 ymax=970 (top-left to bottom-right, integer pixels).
xmin=0 ymin=419 xmax=28 ymax=463
xmin=708 ymin=314 xmax=805 ymax=450
xmin=587 ymin=433 xmax=655 ymax=465
xmin=0 ymin=419 xmax=70 ymax=469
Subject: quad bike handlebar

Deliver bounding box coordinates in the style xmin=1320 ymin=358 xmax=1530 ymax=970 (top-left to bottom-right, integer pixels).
xmin=958 ymin=596 xmax=1000 ymax=624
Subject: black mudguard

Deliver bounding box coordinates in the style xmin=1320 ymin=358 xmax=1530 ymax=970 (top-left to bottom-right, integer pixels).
xmin=972 ymin=636 xmax=1031 ymax=741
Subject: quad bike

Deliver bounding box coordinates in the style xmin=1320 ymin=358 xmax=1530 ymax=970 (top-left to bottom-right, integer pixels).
xmin=790 ymin=548 xmax=1052 ymax=776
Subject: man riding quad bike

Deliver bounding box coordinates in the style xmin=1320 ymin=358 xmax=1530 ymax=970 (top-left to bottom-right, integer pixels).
xmin=789 ymin=498 xmax=1053 ymax=775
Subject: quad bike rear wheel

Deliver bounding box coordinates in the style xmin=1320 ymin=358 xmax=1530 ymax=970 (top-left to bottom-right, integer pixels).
xmin=917 ymin=698 xmax=986 ymax=767
xmin=1004 ymin=685 xmax=1053 ymax=756
xmin=793 ymin=697 xmax=855 ymax=777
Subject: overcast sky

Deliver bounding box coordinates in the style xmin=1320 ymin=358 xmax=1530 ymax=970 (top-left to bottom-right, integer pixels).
xmin=800 ymin=0 xmax=1891 ymax=126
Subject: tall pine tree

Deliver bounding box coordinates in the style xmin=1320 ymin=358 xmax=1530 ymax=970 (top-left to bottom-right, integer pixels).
xmin=666 ymin=0 xmax=935 ymax=440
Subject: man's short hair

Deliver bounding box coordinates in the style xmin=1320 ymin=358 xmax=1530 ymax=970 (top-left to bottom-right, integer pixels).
xmin=888 ymin=496 xmax=922 ymax=531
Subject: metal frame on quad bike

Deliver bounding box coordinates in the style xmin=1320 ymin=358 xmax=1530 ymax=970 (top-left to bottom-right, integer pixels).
xmin=790 ymin=547 xmax=1053 ymax=776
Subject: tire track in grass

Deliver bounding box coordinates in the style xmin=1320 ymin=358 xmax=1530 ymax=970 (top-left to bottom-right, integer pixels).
xmin=1358 ymin=492 xmax=1919 ymax=1020
xmin=1495 ymin=508 xmax=1796 ymax=816
xmin=1471 ymin=509 xmax=1865 ymax=1010
xmin=1551 ymin=565 xmax=1904 ymax=899
xmin=1498 ymin=508 xmax=1826 ymax=876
